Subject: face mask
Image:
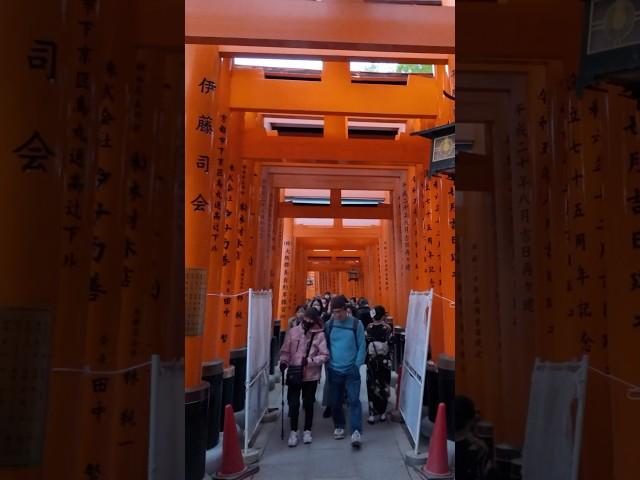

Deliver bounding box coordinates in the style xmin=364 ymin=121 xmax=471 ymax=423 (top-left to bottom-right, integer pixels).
xmin=314 ymin=305 xmax=321 ymax=311
xmin=370 ymin=309 xmax=376 ymax=318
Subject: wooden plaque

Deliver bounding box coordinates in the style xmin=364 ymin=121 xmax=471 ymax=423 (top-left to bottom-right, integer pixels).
xmin=185 ymin=268 xmax=208 ymax=336
xmin=0 ymin=307 xmax=51 ymax=467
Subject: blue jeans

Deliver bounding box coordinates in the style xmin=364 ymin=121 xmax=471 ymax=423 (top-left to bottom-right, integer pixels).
xmin=328 ymin=365 xmax=362 ymax=434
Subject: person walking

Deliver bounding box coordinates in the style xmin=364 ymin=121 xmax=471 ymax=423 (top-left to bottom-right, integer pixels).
xmin=365 ymin=305 xmax=393 ymax=424
xmin=287 ymin=304 xmax=306 ymax=330
xmin=355 ymin=298 xmax=373 ymax=329
xmin=279 ymin=308 xmax=329 ymax=447
xmin=324 ymin=295 xmax=366 ymax=448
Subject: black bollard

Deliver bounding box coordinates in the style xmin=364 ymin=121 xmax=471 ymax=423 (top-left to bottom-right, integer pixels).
xmin=271 ymin=320 xmax=281 ymax=375
xmin=270 ymin=335 xmax=280 ymax=375
xmin=393 ymin=326 xmax=405 ymax=371
xmin=495 ymin=444 xmax=521 ymax=480
xmin=202 ymin=359 xmax=224 ymax=449
xmin=230 ymin=346 xmax=248 ymax=411
xmin=220 ymin=365 xmax=235 ymax=432
xmin=185 ymin=382 xmax=209 ymax=480
xmin=437 ymin=354 xmax=455 ymax=441
xmin=425 ymin=363 xmax=439 ymax=421
xmin=273 ymin=319 xmax=281 ymax=340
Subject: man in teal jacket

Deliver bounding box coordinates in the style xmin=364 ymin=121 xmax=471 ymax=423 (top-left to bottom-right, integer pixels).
xmin=325 ymin=295 xmax=366 ymax=448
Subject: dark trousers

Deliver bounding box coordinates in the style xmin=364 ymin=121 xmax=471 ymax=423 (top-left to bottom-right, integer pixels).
xmin=366 ymin=355 xmax=391 ymax=415
xmin=287 ymin=380 xmax=318 ymax=431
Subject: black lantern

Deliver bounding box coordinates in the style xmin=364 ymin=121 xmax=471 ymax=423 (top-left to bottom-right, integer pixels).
xmin=348 ymin=270 xmax=359 ymax=281
xmin=577 ymin=0 xmax=640 ymax=99
xmin=411 ymin=123 xmax=455 ymax=178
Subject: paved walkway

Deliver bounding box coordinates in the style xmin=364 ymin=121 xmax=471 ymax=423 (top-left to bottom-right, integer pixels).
xmin=250 ymin=366 xmax=423 ymax=480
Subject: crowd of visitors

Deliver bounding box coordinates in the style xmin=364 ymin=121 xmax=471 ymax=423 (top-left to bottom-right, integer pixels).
xmin=280 ymin=292 xmax=395 ymax=449
xmin=279 ymin=291 xmax=492 ymax=479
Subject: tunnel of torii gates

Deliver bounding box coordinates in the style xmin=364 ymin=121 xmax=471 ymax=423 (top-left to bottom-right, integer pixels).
xmin=184 ymin=53 xmax=456 ymax=388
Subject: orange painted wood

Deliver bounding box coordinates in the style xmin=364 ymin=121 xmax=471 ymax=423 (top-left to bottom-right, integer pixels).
xmin=185 ymin=44 xmax=218 ymax=380
xmin=186 ymin=0 xmax=454 ymax=54
xmin=2 ymin=2 xmax=65 ymax=478
xmin=229 ymin=66 xmax=440 ymax=118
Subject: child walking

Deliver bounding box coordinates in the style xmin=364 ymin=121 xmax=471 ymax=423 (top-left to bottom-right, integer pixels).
xmin=365 ymin=305 xmax=393 ymax=424
xmin=279 ymin=308 xmax=329 ymax=447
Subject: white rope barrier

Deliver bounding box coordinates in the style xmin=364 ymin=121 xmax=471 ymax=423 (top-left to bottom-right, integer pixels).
xmin=207 ymin=290 xmax=250 ymax=297
xmin=52 ymin=360 xmax=152 ymax=375
xmin=589 ymin=366 xmax=640 ymax=401
xmin=433 ymin=291 xmax=455 ymax=307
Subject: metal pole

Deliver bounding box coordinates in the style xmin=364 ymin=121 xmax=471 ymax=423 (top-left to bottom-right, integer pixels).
xmin=148 ymin=354 xmax=160 ymax=480
xmin=244 ymin=289 xmax=253 ymax=454
xmin=571 ymin=355 xmax=589 ymax=480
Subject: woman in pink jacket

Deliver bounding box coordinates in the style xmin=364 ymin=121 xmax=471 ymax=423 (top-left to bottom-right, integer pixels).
xmin=279 ymin=307 xmax=329 ymax=447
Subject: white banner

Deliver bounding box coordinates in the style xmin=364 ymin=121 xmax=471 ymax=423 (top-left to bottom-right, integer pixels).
xmin=522 ymin=355 xmax=588 ymax=480
xmin=148 ymin=355 xmax=183 ymax=480
xmin=399 ymin=289 xmax=433 ymax=454
xmin=245 ymin=289 xmax=273 ymax=452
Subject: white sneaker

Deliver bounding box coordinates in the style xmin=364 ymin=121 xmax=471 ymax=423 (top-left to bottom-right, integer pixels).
xmin=303 ymin=430 xmax=313 ymax=444
xmin=380 ymin=413 xmax=387 ymax=422
xmin=351 ymin=430 xmax=362 ymax=448
xmin=288 ymin=430 xmax=299 ymax=447
xmin=333 ymin=428 xmax=345 ymax=440
xmin=367 ymin=415 xmax=376 ymax=424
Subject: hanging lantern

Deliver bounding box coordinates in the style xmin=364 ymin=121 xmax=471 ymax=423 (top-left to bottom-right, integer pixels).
xmin=577 ymin=0 xmax=640 ymax=99
xmin=411 ymin=123 xmax=455 ymax=178
xmin=348 ymin=270 xmax=359 ymax=281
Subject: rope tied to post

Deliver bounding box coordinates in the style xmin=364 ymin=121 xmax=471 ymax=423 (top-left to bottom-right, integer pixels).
xmin=433 ymin=291 xmax=455 ymax=308
xmin=589 ymin=366 xmax=640 ymax=401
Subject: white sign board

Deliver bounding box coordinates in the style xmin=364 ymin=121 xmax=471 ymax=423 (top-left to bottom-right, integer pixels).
xmin=399 ymin=289 xmax=433 ymax=454
xmin=245 ymin=289 xmax=273 ymax=452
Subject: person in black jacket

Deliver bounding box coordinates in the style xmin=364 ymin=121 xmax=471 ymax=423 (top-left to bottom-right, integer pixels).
xmin=455 ymin=395 xmax=493 ymax=480
xmin=355 ymin=298 xmax=373 ymax=329
xmin=365 ymin=305 xmax=392 ymax=424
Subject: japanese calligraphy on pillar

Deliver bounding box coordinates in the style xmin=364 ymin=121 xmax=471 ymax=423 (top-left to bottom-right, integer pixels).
xmin=401 ymin=182 xmax=411 ymax=273
xmin=565 ymin=92 xmax=609 ymax=359
xmin=512 ymin=101 xmax=535 ymax=323
xmin=424 ymin=178 xmax=442 ymax=290
xmin=211 ymin=112 xmax=228 ymax=261
xmin=61 ymin=0 xmax=99 ymax=273
xmin=456 ymin=239 xmax=465 ymax=373
xmin=121 ymin=57 xmax=158 ymax=365
xmin=470 ymin=244 xmax=484 ymax=360
xmin=617 ymin=94 xmax=640 ymax=357
xmin=86 ymin=53 xmax=128 ymax=373
xmin=279 ymin=241 xmax=292 ymax=322
xmin=410 ymin=171 xmax=422 ymax=285
xmin=533 ymin=85 xmax=556 ymax=344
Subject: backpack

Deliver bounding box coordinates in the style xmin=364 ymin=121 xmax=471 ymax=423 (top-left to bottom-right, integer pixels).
xmin=325 ymin=317 xmax=359 ymax=352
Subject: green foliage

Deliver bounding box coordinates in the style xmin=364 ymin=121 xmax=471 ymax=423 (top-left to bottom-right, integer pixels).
xmin=395 ymin=64 xmax=433 ymax=74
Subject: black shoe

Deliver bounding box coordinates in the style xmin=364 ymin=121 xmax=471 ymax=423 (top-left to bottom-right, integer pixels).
xmin=322 ymin=406 xmax=332 ymax=418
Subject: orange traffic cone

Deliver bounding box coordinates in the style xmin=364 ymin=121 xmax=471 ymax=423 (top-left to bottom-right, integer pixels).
xmin=213 ymin=405 xmax=259 ymax=479
xmin=423 ymin=402 xmax=453 ymax=479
